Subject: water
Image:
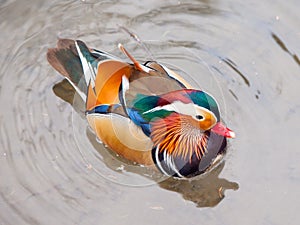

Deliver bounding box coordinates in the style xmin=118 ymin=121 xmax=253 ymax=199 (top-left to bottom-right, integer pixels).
xmin=1 ymin=0 xmax=299 ymax=224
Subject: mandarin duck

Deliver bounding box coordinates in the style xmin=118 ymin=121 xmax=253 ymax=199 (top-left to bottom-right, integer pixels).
xmin=47 ymin=39 xmax=235 ymax=178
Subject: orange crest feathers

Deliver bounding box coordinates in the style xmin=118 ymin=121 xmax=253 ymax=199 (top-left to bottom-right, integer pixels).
xmin=151 ymin=113 xmax=208 ymax=160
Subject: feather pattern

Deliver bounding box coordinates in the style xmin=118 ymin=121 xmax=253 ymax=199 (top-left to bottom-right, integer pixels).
xmin=74 ymin=41 xmax=97 ymax=88
xmin=47 ymin=39 xmax=235 ymax=177
xmin=151 ymin=113 xmax=208 ymax=160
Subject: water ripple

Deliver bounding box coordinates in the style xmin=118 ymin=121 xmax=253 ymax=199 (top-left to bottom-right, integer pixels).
xmin=11 ymin=0 xmax=300 ymax=223
xmin=271 ymin=32 xmax=300 ymax=66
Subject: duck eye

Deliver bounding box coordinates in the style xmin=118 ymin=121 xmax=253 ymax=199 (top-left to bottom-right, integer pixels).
xmin=195 ymin=115 xmax=204 ymax=120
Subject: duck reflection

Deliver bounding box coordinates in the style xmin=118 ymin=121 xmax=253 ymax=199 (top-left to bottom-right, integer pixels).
xmin=158 ymin=162 xmax=238 ymax=207
xmin=53 ymin=79 xmax=238 ymax=208
xmin=53 ymin=79 xmax=85 ymax=117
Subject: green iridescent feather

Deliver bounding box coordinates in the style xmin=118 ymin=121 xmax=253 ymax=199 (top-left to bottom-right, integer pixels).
xmin=189 ymin=91 xmax=220 ymax=121
xmin=132 ymin=94 xmax=173 ymax=121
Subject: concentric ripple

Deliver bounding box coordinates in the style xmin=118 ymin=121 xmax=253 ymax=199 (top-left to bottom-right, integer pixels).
xmin=4 ymin=0 xmax=300 ymax=224
xmin=68 ymin=40 xmax=233 ymax=186
xmin=0 ymin=34 xmax=238 ymax=222
xmin=0 ymin=14 xmax=239 ymax=223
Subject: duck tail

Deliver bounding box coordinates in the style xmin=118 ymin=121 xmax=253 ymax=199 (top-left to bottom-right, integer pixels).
xmin=47 ymin=39 xmax=100 ymax=100
xmin=47 ymin=39 xmax=83 ymax=84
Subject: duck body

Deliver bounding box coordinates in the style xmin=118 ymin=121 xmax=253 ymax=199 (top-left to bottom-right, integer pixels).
xmin=47 ymin=39 xmax=234 ymax=178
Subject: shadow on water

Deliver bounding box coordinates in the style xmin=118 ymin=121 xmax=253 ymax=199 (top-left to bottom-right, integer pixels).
xmin=158 ymin=162 xmax=238 ymax=207
xmin=53 ymin=78 xmax=239 ymax=208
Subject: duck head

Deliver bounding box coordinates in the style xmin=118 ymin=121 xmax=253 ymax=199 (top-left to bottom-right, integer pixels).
xmin=127 ymin=89 xmax=235 ymax=177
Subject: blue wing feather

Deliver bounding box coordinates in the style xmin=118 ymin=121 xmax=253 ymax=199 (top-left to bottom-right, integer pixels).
xmin=86 ymin=104 xmax=122 ymax=114
xmin=127 ymin=108 xmax=151 ymax=136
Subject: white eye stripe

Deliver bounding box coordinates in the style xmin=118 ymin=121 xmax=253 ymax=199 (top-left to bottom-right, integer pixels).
xmin=143 ymin=101 xmax=217 ymax=121
xmin=144 ymin=101 xmax=194 ymax=114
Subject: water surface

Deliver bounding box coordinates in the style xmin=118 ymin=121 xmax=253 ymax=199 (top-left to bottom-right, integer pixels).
xmin=0 ymin=0 xmax=299 ymax=224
